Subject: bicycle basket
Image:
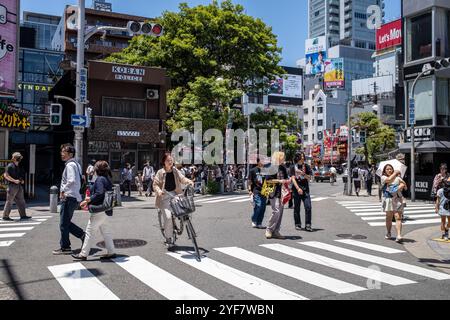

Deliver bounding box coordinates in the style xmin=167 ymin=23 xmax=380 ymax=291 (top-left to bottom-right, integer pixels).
xmin=170 ymin=186 xmax=196 ymax=218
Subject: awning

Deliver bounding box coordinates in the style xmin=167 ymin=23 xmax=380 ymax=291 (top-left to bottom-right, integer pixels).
xmin=399 ymin=141 xmax=450 ymax=153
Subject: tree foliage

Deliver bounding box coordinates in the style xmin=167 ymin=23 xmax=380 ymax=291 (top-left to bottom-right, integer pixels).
xmin=352 ymin=112 xmax=396 ymax=164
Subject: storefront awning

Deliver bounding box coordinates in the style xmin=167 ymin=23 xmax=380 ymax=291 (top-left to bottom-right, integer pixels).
xmin=399 ymin=141 xmax=450 ymax=153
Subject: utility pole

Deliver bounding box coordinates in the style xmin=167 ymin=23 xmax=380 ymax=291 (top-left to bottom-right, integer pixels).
xmin=346 ymin=100 xmax=353 ymax=196
xmin=74 ymin=0 xmax=86 ymax=167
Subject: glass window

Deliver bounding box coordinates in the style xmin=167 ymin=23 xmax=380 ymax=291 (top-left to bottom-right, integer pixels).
xmin=407 ymin=77 xmax=433 ymax=126
xmin=24 ymin=51 xmax=44 ymax=74
xmin=383 ymin=106 xmax=394 ymax=115
xmin=436 ymin=78 xmax=450 ymax=126
xmin=304 ymin=121 xmax=309 ymax=128
xmin=304 ymin=135 xmax=308 ymax=141
xmin=318 ymin=107 xmax=323 ymax=114
xmin=407 ymin=12 xmax=432 ymax=62
xmin=318 ymin=120 xmax=323 ymax=126
xmin=304 ymin=108 xmax=309 ymax=115
xmin=102 ymin=97 xmax=146 ymax=119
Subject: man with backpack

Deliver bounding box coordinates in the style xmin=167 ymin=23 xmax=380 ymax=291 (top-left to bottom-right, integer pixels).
xmin=366 ymin=165 xmax=375 ymax=196
xmin=352 ymin=164 xmax=362 ymax=197
xmin=435 ymin=177 xmax=450 ymax=241
xmin=53 ymin=144 xmax=85 ymax=255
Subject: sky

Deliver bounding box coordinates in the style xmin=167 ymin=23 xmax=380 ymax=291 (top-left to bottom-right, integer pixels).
xmin=20 ymin=0 xmax=401 ymax=67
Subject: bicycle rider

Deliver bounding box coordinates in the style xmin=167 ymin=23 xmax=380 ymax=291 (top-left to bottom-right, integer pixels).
xmin=153 ymin=152 xmax=194 ymax=247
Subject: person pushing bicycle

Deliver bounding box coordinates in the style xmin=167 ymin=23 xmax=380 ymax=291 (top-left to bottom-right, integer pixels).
xmin=153 ymin=152 xmax=194 ymax=247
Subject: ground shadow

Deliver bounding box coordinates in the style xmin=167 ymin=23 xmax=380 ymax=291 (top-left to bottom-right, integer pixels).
xmin=284 ymin=236 xmax=303 ymax=240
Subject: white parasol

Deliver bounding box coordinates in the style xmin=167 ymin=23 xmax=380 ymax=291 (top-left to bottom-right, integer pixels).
xmin=376 ymin=159 xmax=407 ymax=178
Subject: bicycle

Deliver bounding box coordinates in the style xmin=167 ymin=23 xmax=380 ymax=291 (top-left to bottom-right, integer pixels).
xmin=157 ymin=186 xmax=201 ymax=261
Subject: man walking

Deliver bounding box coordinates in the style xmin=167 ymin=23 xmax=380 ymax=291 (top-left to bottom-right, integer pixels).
xmin=121 ymin=163 xmax=132 ymax=197
xmin=290 ymin=152 xmax=313 ymax=232
xmin=2 ymin=152 xmax=31 ymax=221
xmin=248 ymin=158 xmax=267 ymax=229
xmin=143 ymin=162 xmax=155 ymax=197
xmin=352 ymin=164 xmax=362 ymax=197
xmin=53 ymin=144 xmax=85 ymax=255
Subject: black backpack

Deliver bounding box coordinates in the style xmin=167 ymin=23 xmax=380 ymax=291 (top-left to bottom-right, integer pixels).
xmin=443 ymin=186 xmax=450 ymax=211
xmin=352 ymin=168 xmax=359 ymax=179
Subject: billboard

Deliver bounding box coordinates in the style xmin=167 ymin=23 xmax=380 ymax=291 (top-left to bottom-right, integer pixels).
xmin=376 ymin=19 xmax=402 ymax=51
xmin=0 ymin=0 xmax=18 ymax=99
xmin=324 ymin=58 xmax=345 ymax=89
xmin=269 ymin=74 xmax=302 ymax=99
xmin=305 ymin=36 xmax=327 ymax=75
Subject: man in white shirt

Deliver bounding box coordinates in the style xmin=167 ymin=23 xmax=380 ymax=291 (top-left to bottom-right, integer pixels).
xmin=143 ymin=162 xmax=155 ymax=197
xmin=53 ymin=144 xmax=85 ymax=255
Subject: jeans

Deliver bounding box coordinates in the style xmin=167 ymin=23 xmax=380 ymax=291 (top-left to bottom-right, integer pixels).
xmin=122 ymin=180 xmax=131 ymax=197
xmin=59 ymin=197 xmax=84 ymax=249
xmin=251 ymin=193 xmax=267 ymax=226
xmin=367 ymin=180 xmax=373 ymax=195
xmin=293 ymin=190 xmax=312 ymax=227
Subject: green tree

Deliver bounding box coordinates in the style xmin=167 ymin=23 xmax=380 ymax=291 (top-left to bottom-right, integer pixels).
xmin=107 ymin=0 xmax=284 ymax=132
xmin=352 ymin=112 xmax=396 ymax=164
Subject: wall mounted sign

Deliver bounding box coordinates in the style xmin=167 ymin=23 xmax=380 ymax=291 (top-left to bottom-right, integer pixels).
xmin=0 ymin=0 xmax=19 ymax=98
xmin=117 ymin=130 xmax=140 ymax=137
xmin=0 ymin=102 xmax=30 ymax=129
xmin=112 ymin=65 xmax=145 ymax=82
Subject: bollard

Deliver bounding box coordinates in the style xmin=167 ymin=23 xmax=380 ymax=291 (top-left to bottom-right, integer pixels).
xmin=219 ymin=179 xmax=224 ymax=194
xmin=114 ymin=184 xmax=122 ymax=207
xmin=49 ymin=186 xmax=59 ymax=213
xmin=201 ymin=181 xmax=205 ymax=195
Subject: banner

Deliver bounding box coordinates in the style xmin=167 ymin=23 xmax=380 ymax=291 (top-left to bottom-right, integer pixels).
xmin=0 ymin=102 xmax=31 ymax=129
xmin=376 ymin=19 xmax=402 ymax=51
xmin=0 ymin=0 xmax=18 ymax=98
xmin=305 ymin=36 xmax=327 ymax=76
xmin=324 ymin=58 xmax=345 ymax=89
xmin=269 ymin=74 xmax=302 ymax=99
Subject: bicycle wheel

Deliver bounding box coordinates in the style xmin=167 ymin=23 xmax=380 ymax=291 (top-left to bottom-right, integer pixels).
xmin=158 ymin=209 xmax=178 ymax=245
xmin=185 ymin=217 xmax=201 ymax=262
xmin=157 ymin=209 xmax=165 ymax=239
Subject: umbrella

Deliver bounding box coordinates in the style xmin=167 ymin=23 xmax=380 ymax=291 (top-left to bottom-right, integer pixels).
xmin=376 ymin=159 xmax=407 ymax=178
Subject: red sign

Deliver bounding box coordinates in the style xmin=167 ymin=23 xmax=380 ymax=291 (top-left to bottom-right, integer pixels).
xmin=376 ymin=19 xmax=402 ymax=51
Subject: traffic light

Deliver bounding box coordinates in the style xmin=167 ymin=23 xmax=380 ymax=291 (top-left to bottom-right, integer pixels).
xmin=360 ymin=130 xmax=366 ymax=144
xmin=127 ymin=21 xmax=164 ymax=37
xmin=435 ymin=58 xmax=450 ymax=70
xmin=50 ymin=103 xmax=62 ymax=126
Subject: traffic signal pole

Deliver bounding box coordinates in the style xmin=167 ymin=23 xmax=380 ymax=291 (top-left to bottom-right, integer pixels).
xmin=75 ymin=0 xmax=85 ymax=167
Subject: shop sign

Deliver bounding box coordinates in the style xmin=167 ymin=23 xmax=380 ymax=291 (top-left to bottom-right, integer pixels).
xmin=112 ymin=65 xmax=145 ymax=82
xmin=0 ymin=102 xmax=31 ymax=129
xmin=18 ymin=83 xmax=53 ymax=92
xmin=405 ymin=127 xmax=432 ymax=142
xmin=414 ymin=176 xmax=434 ymax=199
xmin=117 ymin=130 xmax=140 ymax=137
xmin=0 ymin=159 xmax=12 ymax=192
xmin=89 ymin=141 xmax=122 ymax=153
xmin=0 ymin=0 xmax=19 ymax=98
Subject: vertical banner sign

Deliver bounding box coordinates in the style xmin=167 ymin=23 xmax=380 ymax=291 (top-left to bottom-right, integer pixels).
xmin=409 ymin=98 xmax=415 ymax=125
xmin=0 ymin=0 xmax=19 ymax=99
xmin=324 ymin=58 xmax=345 ymax=89
xmin=79 ymin=67 xmax=87 ymax=103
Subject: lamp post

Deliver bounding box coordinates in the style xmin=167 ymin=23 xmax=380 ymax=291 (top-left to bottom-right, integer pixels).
xmin=346 ymin=100 xmax=353 ymax=196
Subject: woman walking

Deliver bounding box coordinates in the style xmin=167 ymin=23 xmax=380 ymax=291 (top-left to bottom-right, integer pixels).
xmin=435 ymin=177 xmax=450 ymax=241
xmin=381 ymin=164 xmax=407 ymax=243
xmin=432 ymin=163 xmax=449 ymax=201
xmin=153 ymin=153 xmax=194 ymax=247
xmin=72 ymin=161 xmax=117 ymax=260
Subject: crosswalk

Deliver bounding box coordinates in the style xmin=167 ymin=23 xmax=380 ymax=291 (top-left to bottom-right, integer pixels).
xmin=195 ymin=194 xmax=328 ymax=205
xmin=47 ymin=239 xmax=450 ymax=300
xmin=336 ymin=200 xmax=440 ymax=227
xmin=0 ymin=215 xmax=53 ymax=247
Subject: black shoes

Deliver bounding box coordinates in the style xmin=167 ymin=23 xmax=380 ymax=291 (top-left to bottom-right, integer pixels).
xmin=72 ymin=254 xmax=87 ymax=261
xmin=53 ymin=248 xmax=72 ymax=255
xmin=305 ymin=225 xmax=313 ymax=232
xmin=20 ymin=216 xmax=32 ymax=220
xmin=2 ymin=217 xmax=13 ymax=221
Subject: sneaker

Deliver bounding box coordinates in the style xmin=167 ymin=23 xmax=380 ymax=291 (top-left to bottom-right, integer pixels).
xmin=395 ymin=236 xmax=403 ymax=243
xmin=53 ymin=248 xmax=72 ymax=255
xmin=2 ymin=217 xmax=13 ymax=221
xmin=295 ymin=225 xmax=302 ymax=231
xmin=265 ymin=230 xmax=272 ymax=239
xmin=256 ymin=224 xmax=265 ymax=229
xmin=71 ymin=253 xmax=87 ymax=261
xmin=20 ymin=216 xmax=32 ymax=220
xmin=305 ymin=225 xmax=313 ymax=232
xmin=385 ymin=233 xmax=392 ymax=240
xmin=272 ymin=231 xmax=285 ymax=239
xmin=251 ymin=222 xmax=257 ymax=228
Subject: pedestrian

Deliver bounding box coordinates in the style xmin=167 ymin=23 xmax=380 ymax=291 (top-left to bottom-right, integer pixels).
xmin=53 ymin=144 xmax=85 ymax=255
xmin=352 ymin=164 xmax=362 ymax=196
xmin=2 ymin=152 xmax=31 ymax=221
xmin=135 ymin=172 xmax=144 ymax=196
xmin=153 ymin=153 xmax=194 ymax=247
xmin=265 ymin=151 xmax=289 ymax=240
xmin=435 ymin=177 xmax=450 ymax=241
xmin=381 ymin=164 xmax=407 ymax=243
xmin=290 ymin=152 xmax=313 ymax=232
xmin=72 ymin=160 xmax=117 ymax=261
xmin=329 ymin=164 xmax=337 ymax=185
xmin=248 ymin=158 xmax=267 ymax=229
xmin=121 ymin=163 xmax=132 ymax=197
xmin=86 ymin=159 xmax=96 ymax=189
xmin=143 ymin=162 xmax=155 ymax=197
xmin=431 ymin=163 xmax=449 ymax=201
xmin=366 ymin=165 xmax=375 ymax=196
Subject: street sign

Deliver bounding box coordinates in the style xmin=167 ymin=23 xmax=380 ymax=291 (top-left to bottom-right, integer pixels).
xmin=79 ymin=68 xmax=88 ymax=104
xmin=74 ymin=126 xmax=85 ymax=133
xmin=409 ymin=98 xmax=415 ymax=125
xmin=71 ymin=114 xmax=87 ymax=127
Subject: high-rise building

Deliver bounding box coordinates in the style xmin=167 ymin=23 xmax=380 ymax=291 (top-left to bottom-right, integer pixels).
xmin=21 ymin=11 xmax=61 ymax=50
xmin=308 ymin=0 xmax=385 ymax=49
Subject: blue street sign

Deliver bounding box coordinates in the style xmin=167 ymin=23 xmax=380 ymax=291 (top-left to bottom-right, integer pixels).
xmin=79 ymin=68 xmax=88 ymax=104
xmin=71 ymin=114 xmax=87 ymax=127
xmin=409 ymin=98 xmax=415 ymax=125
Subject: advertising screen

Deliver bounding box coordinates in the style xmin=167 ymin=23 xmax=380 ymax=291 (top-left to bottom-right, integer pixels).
xmin=0 ymin=0 xmax=18 ymax=99
xmin=324 ymin=58 xmax=345 ymax=89
xmin=269 ymin=74 xmax=302 ymax=99
xmin=305 ymin=36 xmax=327 ymax=75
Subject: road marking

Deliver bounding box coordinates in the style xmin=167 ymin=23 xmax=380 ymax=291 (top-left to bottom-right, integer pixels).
xmin=350 ymin=207 xmax=432 ymax=212
xmin=0 ymin=222 xmax=41 ymax=227
xmin=168 ymin=251 xmax=307 ymax=300
xmin=230 ymin=198 xmax=252 ymax=203
xmin=113 ymin=256 xmax=215 ymax=300
xmin=0 ymin=233 xmax=25 ymax=238
xmin=195 ymin=195 xmax=244 ymax=203
xmin=0 ymin=227 xmax=34 ymax=232
xmin=261 ymin=244 xmax=414 ymax=286
xmin=355 ymin=210 xmax=436 ymax=216
xmin=301 ymin=242 xmax=450 ymax=280
xmin=48 ymin=263 xmax=119 ymax=300
xmin=345 ymin=205 xmax=433 ymax=209
xmin=201 ymin=196 xmax=249 ymax=204
xmin=0 ymin=218 xmax=47 ymax=223
xmin=312 ymin=197 xmax=328 ymax=202
xmin=0 ymin=240 xmax=14 ymax=247
xmin=215 ymin=247 xmax=366 ymax=294
xmin=334 ymin=240 xmax=405 ymax=254
xmin=368 ymin=219 xmax=441 ymax=227
xmin=362 ymin=214 xmax=438 ymax=221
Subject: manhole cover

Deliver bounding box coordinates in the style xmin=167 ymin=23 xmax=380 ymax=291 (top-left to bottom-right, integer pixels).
xmin=336 ymin=234 xmax=367 ymax=240
xmin=97 ymin=239 xmax=147 ymax=249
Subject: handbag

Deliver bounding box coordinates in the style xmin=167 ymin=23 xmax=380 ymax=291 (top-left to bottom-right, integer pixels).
xmin=89 ymin=190 xmax=116 ymax=214
xmin=281 ymin=182 xmax=292 ymax=205
xmin=169 ymin=186 xmax=196 ymax=218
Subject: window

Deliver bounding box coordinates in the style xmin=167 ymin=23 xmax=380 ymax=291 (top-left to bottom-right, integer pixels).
xmin=437 ymin=78 xmax=450 ymax=126
xmin=383 ymin=106 xmax=394 ymax=115
xmin=304 ymin=135 xmax=309 ymax=141
xmin=102 ymin=97 xmax=146 ymax=119
xmin=407 ymin=12 xmax=432 ymax=62
xmin=312 ymin=119 xmax=315 ymax=126
xmin=407 ymin=77 xmax=433 ymax=126
xmin=312 ymin=134 xmax=315 ymax=141
xmin=318 ymin=120 xmax=323 ymax=126
xmin=315 ymin=10 xmax=320 ymax=17
xmin=354 ymin=12 xmax=367 ymax=20
xmin=304 ymin=108 xmax=309 ymax=115
xmin=318 ymin=107 xmax=323 ymax=114
xmin=304 ymin=121 xmax=309 ymax=128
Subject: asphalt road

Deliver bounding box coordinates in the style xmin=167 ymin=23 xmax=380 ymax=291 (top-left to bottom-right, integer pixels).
xmin=0 ymin=179 xmax=449 ymax=300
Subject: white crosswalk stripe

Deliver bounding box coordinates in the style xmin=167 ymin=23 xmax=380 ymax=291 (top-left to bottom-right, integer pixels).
xmin=0 ymin=226 xmax=34 ymax=232
xmin=47 ymin=240 xmax=450 ymax=300
xmin=0 ymin=216 xmax=52 ymax=247
xmin=196 ymin=194 xmax=328 ymax=205
xmin=0 ymin=240 xmax=14 ymax=247
xmin=337 ymin=200 xmax=439 ymax=227
xmin=0 ymin=218 xmax=47 ymax=223
xmin=0 ymin=233 xmax=25 ymax=238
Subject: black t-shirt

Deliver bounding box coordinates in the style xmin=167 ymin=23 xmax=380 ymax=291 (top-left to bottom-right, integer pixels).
xmin=249 ymin=166 xmax=265 ymax=195
xmin=6 ymin=163 xmax=24 ymax=184
xmin=165 ymin=171 xmax=176 ymax=192
xmin=290 ymin=163 xmax=312 ymax=194
xmin=267 ymin=165 xmax=288 ymax=198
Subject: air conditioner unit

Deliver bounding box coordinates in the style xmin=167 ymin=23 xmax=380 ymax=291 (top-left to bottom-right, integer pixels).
xmin=146 ymin=89 xmax=159 ymax=100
